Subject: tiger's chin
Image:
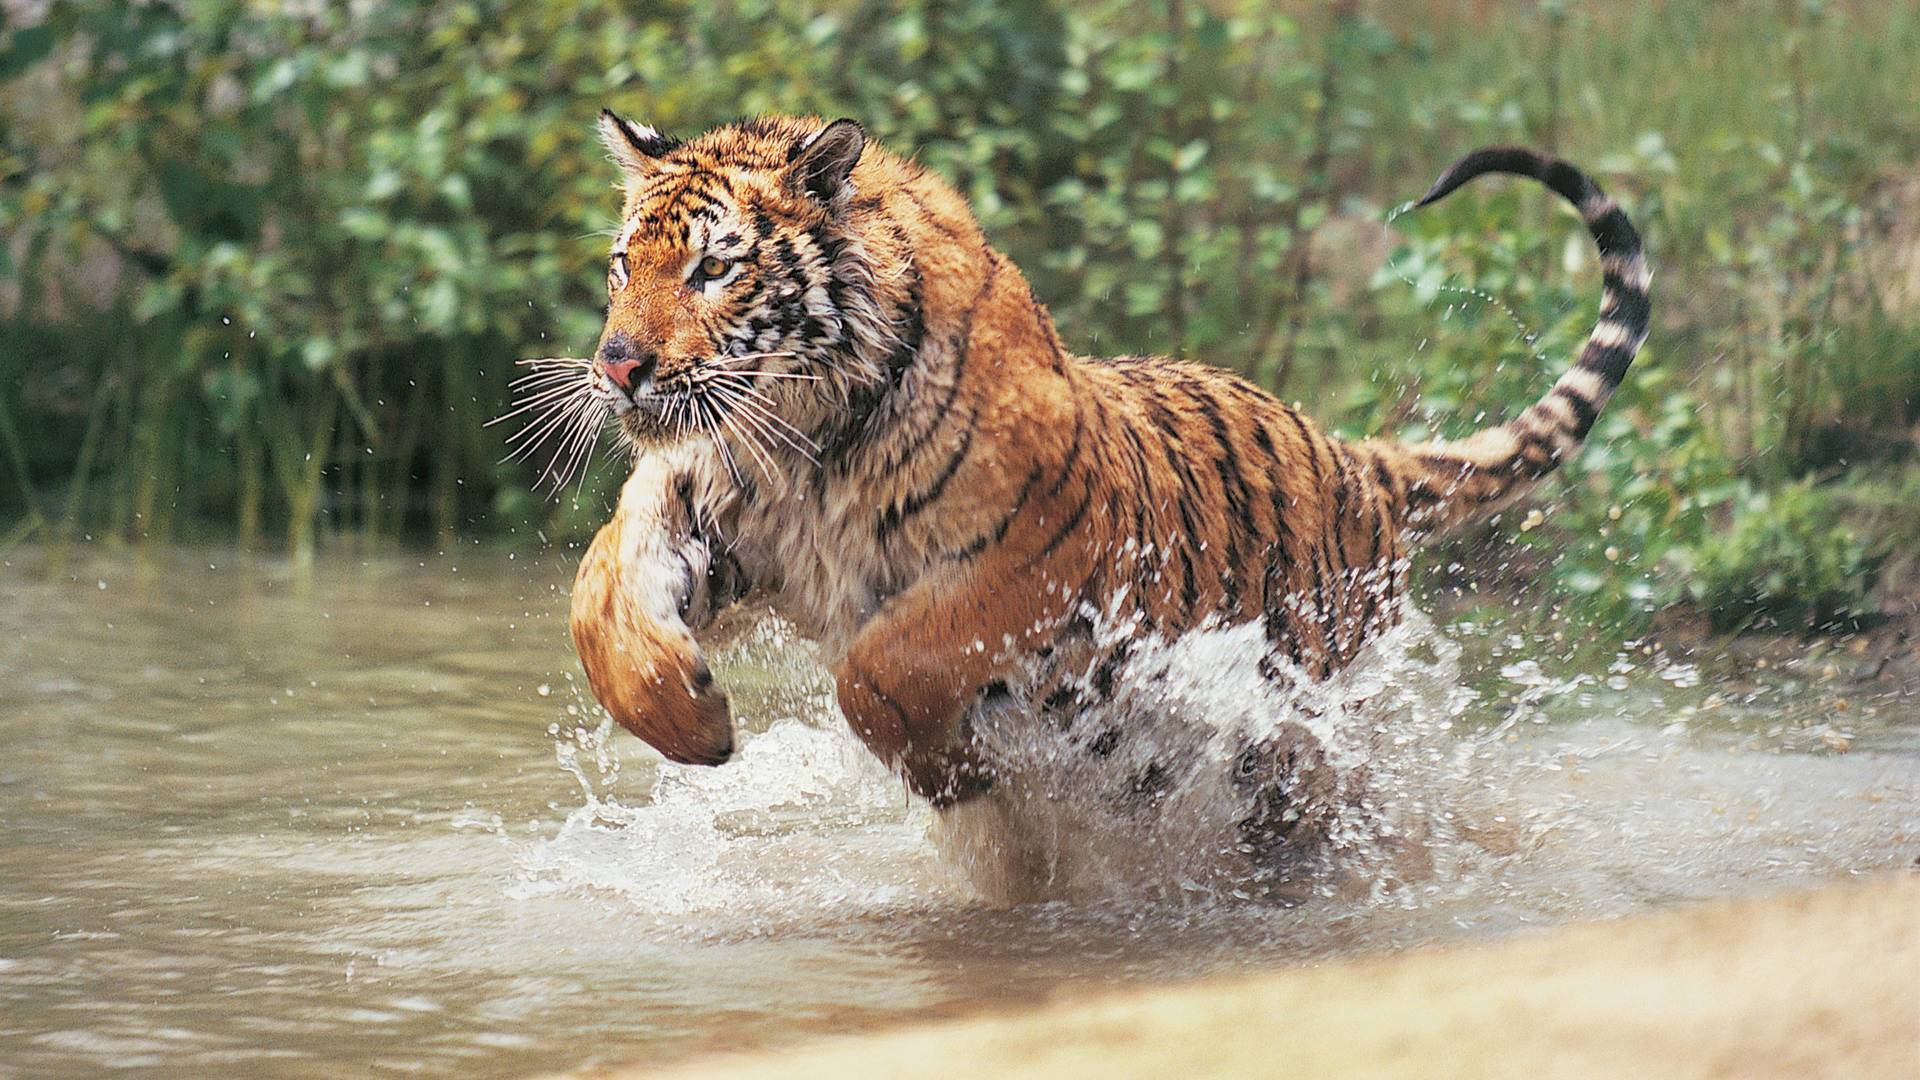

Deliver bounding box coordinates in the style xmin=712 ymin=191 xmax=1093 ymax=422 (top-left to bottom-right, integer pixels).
xmin=614 ymin=408 xmax=690 ymax=450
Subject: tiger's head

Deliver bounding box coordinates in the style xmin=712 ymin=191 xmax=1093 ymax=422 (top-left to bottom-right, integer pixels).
xmin=570 ymin=111 xmax=904 ymax=482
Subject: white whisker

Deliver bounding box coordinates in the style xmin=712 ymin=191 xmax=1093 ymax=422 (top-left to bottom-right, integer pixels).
xmin=714 ymin=350 xmax=800 ymax=366
xmin=504 ymin=397 xmax=594 ymax=463
xmin=709 ymin=384 xmax=819 ymax=465
xmin=711 ymin=387 xmax=790 ymax=470
xmin=508 ymin=369 xmax=591 ymax=391
xmin=697 ymin=397 xmax=744 ymax=486
xmin=693 ymin=368 xmax=822 ymax=383
xmin=562 ymin=411 xmax=606 ymax=492
xmin=487 ymin=383 xmax=592 ymax=427
xmin=715 ymin=401 xmax=780 ymax=480
xmin=713 ymin=378 xmax=819 ymax=446
xmin=541 ymin=405 xmax=603 ymax=492
xmin=572 ymin=422 xmax=601 ymax=494
xmin=503 ymin=400 xmax=586 ymax=452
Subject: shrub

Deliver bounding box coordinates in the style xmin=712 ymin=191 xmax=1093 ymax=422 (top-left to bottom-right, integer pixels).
xmin=1683 ymin=479 xmax=1877 ymax=633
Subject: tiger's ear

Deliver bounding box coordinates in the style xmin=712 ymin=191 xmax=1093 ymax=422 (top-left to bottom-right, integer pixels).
xmin=789 ymin=119 xmax=865 ymax=204
xmin=598 ymin=109 xmax=673 ymax=175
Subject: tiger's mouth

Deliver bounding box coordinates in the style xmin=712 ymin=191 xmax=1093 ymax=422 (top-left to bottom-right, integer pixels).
xmin=605 ymin=374 xmax=718 ymax=443
xmin=619 ymin=362 xmax=825 ymax=477
xmin=612 ymin=395 xmax=688 ymax=446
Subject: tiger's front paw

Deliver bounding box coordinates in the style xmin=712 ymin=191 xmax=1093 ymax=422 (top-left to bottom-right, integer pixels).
xmin=569 ymin=455 xmax=734 ymax=765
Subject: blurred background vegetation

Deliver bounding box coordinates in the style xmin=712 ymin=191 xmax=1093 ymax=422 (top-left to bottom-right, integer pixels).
xmin=3 ymin=0 xmax=1917 ymax=635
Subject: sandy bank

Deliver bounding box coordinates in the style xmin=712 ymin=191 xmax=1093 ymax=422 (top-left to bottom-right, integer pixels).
xmin=579 ymin=875 xmax=1919 ymax=1079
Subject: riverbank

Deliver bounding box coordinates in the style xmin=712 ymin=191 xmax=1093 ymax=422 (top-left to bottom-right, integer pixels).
xmin=581 ymin=875 xmax=1919 ymax=1079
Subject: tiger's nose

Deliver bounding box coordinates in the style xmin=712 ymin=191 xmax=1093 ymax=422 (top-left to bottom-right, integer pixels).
xmin=596 ymin=337 xmax=658 ymax=393
xmin=599 ymin=357 xmax=650 ymax=391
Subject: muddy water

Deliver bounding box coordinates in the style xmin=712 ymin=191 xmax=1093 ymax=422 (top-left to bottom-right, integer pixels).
xmin=0 ymin=546 xmax=1913 ymax=1077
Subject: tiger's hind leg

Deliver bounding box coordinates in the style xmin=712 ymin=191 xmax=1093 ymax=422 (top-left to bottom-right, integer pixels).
xmin=1231 ymin=721 xmax=1340 ymax=870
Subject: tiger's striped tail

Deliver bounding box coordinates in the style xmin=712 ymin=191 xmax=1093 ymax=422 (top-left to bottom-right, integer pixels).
xmin=1385 ymin=146 xmax=1652 ymax=543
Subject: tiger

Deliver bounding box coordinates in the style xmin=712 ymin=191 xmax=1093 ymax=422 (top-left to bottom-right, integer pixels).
xmin=552 ymin=112 xmax=1650 ymax=854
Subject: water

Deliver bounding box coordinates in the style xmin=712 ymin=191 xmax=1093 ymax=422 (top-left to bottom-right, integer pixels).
xmin=1 ymin=546 xmax=1913 ymax=1077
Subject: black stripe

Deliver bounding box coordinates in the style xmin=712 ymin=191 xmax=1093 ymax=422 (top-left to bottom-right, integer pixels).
xmin=1601 ymin=276 xmax=1652 ymax=336
xmin=951 ymin=533 xmax=990 ymax=562
xmin=1551 ymin=383 xmax=1600 ymax=437
xmin=1365 ymin=474 xmax=1388 ymax=566
xmin=1518 ymin=427 xmax=1557 ymax=475
xmin=1347 ymin=448 xmax=1379 ymax=566
xmin=1315 ymin=542 xmax=1342 ymax=669
xmin=1160 ymin=438 xmax=1207 ymax=566
xmin=1577 ymin=342 xmax=1636 ymax=384
xmin=1192 ymin=385 xmax=1254 ymax=614
xmin=1587 ymin=206 xmax=1639 ymax=258
xmin=1045 ymin=408 xmax=1086 ymax=500
xmin=901 ymin=187 xmax=970 ymax=243
xmin=1261 ymin=561 xmax=1308 ymax=670
xmin=1328 ymin=445 xmax=1355 ymax=574
xmin=1281 ymin=408 xmax=1325 ymax=486
xmin=1156 ymin=398 xmax=1209 ymax=616
xmin=1262 ymin=417 xmax=1304 ymax=566
xmin=1132 ymin=501 xmax=1158 ymax=620
xmin=1158 ymin=430 xmax=1214 ymax=613
xmin=1177 ymin=546 xmax=1199 ymax=612
xmin=1119 ymin=420 xmax=1163 ymax=615
xmin=949 ymin=463 xmax=1045 ymax=562
xmin=1480 ymin=429 xmax=1554 ymax=492
xmin=820 ymin=258 xmax=925 ymax=467
xmin=814 ymin=223 xmax=850 ymax=319
xmin=1026 ymin=282 xmax=1068 ymax=369
xmin=1038 ymin=485 xmax=1093 ymax=561
xmin=1371 ymin=458 xmax=1400 ymax=501
xmin=878 ymin=406 xmax=977 ymax=540
xmin=1145 ymin=394 xmax=1180 ymax=435
xmin=1193 ymin=385 xmax=1254 ymax=521
xmin=991 ymin=465 xmax=1045 ymax=543
xmin=877 ymin=255 xmax=998 ymax=474
xmin=1252 ymin=417 xmax=1276 ymax=457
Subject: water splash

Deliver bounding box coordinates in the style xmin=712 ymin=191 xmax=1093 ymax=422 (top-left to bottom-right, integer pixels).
xmin=511 ymin=601 xmax=1568 ymax=916
xmin=511 ymin=711 xmax=957 ymax=932
xmin=510 ymin=602 xmax=1915 ymax=923
xmin=936 ymin=607 xmax=1521 ymax=905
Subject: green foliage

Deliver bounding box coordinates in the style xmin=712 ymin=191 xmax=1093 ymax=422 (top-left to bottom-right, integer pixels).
xmin=2 ymin=0 xmax=1917 ymax=634
xmin=1682 ymin=479 xmax=1876 ymax=633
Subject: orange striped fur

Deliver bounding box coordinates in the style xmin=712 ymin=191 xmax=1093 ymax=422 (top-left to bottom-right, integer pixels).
xmin=560 ymin=116 xmax=1650 ymax=815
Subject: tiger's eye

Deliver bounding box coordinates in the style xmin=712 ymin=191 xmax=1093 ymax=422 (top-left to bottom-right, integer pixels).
xmin=698 ymin=255 xmax=729 ymax=280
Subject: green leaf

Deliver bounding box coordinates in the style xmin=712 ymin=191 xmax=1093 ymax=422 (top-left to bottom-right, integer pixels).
xmin=0 ymin=24 xmax=57 ymax=80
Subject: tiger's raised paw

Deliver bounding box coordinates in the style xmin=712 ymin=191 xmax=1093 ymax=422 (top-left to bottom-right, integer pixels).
xmin=570 ymin=453 xmax=735 ymax=765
